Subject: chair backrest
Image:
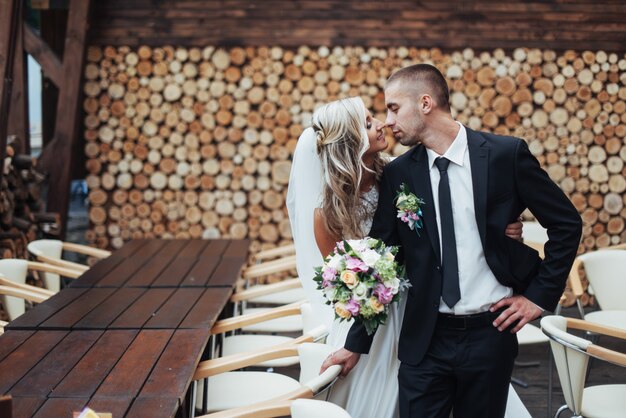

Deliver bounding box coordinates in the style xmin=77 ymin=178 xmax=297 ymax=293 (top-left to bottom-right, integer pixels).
xmin=578 ymin=250 xmax=626 ymax=310
xmin=522 ymin=221 xmax=548 ymax=244
xmin=297 ymin=343 xmax=341 ymax=394
xmin=522 ymin=221 xmax=548 ymax=257
xmin=0 ymin=260 xmax=29 ymax=320
xmin=27 ymin=240 xmax=63 ymax=292
xmin=540 ymin=315 xmax=592 ymax=416
xmin=291 ymin=399 xmax=351 ymax=418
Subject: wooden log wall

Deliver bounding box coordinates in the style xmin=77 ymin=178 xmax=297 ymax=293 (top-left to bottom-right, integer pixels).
xmin=83 ymin=45 xmax=626 ymax=260
xmin=0 ymin=137 xmax=59 ymax=259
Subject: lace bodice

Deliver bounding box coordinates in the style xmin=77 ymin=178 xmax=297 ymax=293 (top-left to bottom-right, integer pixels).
xmin=357 ymin=186 xmax=379 ymax=237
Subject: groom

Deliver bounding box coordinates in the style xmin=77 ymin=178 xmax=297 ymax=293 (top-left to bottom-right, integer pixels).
xmin=322 ymin=64 xmax=582 ymax=417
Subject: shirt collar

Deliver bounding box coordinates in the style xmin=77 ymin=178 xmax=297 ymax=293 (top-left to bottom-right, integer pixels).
xmin=426 ymin=122 xmax=468 ymax=169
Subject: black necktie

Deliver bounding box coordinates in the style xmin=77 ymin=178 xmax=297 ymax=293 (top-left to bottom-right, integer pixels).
xmin=435 ymin=157 xmax=461 ymax=308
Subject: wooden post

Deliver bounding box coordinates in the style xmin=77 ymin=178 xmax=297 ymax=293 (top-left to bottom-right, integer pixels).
xmin=0 ymin=0 xmax=21 ymax=184
xmin=37 ymin=0 xmax=92 ymax=237
xmin=8 ymin=7 xmax=29 ymax=154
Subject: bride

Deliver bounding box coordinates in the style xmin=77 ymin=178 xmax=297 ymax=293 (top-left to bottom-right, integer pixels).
xmin=286 ymin=97 xmax=531 ymax=418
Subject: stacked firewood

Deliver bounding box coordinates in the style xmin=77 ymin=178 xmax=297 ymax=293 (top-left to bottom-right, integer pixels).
xmin=82 ymin=46 xmax=626 ymax=262
xmin=0 ymin=136 xmax=59 ymax=259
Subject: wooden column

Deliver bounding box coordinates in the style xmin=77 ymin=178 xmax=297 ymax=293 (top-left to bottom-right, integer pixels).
xmin=38 ymin=0 xmax=92 ymax=237
xmin=0 ymin=0 xmax=21 ymax=183
xmin=8 ymin=8 xmax=29 ymax=154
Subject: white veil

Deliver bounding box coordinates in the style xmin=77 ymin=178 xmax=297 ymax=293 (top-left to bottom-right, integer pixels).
xmin=286 ymin=127 xmax=335 ymax=330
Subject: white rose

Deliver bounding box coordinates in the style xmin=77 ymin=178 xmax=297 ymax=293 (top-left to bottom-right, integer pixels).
xmin=361 ymin=249 xmax=382 ymax=268
xmin=384 ymin=277 xmax=400 ymax=293
xmin=324 ymin=286 xmax=337 ymax=301
xmin=327 ymin=254 xmax=342 ymax=270
xmin=348 ymin=239 xmax=367 ymax=253
xmin=352 ymin=282 xmax=369 ymax=300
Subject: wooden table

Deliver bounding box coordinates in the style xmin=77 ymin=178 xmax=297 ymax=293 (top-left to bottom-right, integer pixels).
xmin=0 ymin=239 xmax=249 ymax=418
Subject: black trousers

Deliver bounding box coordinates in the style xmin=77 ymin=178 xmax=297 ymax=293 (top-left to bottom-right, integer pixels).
xmin=398 ymin=313 xmax=518 ymax=418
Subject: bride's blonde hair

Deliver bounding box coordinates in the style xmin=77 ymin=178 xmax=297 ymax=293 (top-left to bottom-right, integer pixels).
xmin=312 ymin=97 xmax=385 ymax=239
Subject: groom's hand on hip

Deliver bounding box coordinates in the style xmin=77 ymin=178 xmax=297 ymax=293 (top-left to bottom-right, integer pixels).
xmin=320 ymin=348 xmax=361 ymax=377
xmin=490 ymin=295 xmax=542 ymax=333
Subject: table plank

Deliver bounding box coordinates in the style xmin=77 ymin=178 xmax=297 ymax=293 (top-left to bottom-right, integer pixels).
xmin=151 ymin=257 xmax=196 ymax=287
xmin=199 ymin=239 xmax=229 ymax=257
xmin=0 ymin=331 xmax=68 ymax=394
xmin=180 ymin=288 xmax=233 ymax=329
xmin=87 ymin=397 xmax=133 ymax=417
xmin=70 ymin=255 xmax=125 ymax=287
xmin=32 ymin=398 xmax=87 ymax=418
xmin=109 ymin=289 xmax=174 ymax=329
xmin=144 ymin=288 xmax=203 ymax=329
xmin=125 ymin=397 xmax=180 ymax=418
xmin=11 ymin=397 xmax=46 ymax=418
xmin=224 ymin=239 xmax=250 ymax=258
xmin=51 ymin=330 xmax=138 ymax=398
xmin=39 ymin=289 xmax=116 ymax=329
xmin=140 ymin=328 xmax=210 ymax=399
xmin=94 ymin=253 xmax=153 ymax=288
xmin=124 ymin=240 xmax=189 ymax=287
xmin=94 ymin=329 xmax=173 ymax=398
xmin=73 ymin=288 xmax=146 ymax=329
xmin=10 ymin=331 xmax=102 ymax=396
xmin=182 ymin=256 xmax=221 ymax=287
xmin=207 ymin=257 xmax=246 ymax=287
xmin=6 ymin=288 xmax=88 ymax=330
xmin=0 ymin=330 xmax=35 ymax=362
xmin=107 ymin=238 xmax=147 ymax=259
xmin=132 ymin=239 xmax=170 ymax=259
xmin=177 ymin=239 xmax=210 ymax=258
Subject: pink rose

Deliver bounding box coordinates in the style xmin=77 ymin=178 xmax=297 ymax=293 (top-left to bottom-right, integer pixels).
xmin=374 ymin=283 xmax=394 ymax=304
xmin=345 ymin=256 xmax=369 ymax=272
xmin=322 ymin=267 xmax=337 ymax=287
xmin=345 ymin=298 xmax=361 ymax=316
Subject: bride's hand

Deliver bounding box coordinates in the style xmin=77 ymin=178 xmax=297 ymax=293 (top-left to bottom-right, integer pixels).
xmin=505 ymin=217 xmax=523 ymax=240
xmin=320 ymin=348 xmax=361 ymax=377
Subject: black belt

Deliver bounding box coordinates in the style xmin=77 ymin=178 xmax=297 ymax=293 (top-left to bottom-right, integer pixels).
xmin=436 ymin=310 xmax=501 ymax=330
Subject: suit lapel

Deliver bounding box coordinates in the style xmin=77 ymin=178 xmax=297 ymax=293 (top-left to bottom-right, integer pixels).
xmin=467 ymin=128 xmax=489 ymax=249
xmin=409 ymin=145 xmax=441 ymax=263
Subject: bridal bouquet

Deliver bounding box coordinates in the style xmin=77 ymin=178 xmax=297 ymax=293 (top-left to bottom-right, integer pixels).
xmin=313 ymin=238 xmax=410 ymax=335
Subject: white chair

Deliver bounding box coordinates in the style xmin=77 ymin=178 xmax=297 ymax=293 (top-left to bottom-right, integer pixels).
xmin=0 ymin=259 xmax=78 ymax=314
xmin=195 ymin=302 xmax=324 ymax=414
xmin=540 ymin=315 xmax=626 ymax=418
xmin=198 ymin=398 xmax=351 ymax=418
xmin=522 ymin=220 xmax=549 ymax=257
xmin=252 ymin=244 xmax=296 ymax=263
xmin=27 ymin=239 xmax=110 ymax=288
xmin=572 ymin=249 xmax=626 ymax=331
xmin=0 ymin=282 xmax=51 ymax=321
xmin=194 ymin=342 xmax=342 ymax=416
xmin=231 ymin=278 xmax=307 ymax=314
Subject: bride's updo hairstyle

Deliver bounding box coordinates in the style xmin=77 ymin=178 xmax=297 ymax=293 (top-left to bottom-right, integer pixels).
xmin=311 ymin=97 xmax=385 ymax=239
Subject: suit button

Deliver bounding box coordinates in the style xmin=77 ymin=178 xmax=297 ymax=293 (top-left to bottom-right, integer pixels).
xmin=436 ymin=266 xmax=441 ymax=270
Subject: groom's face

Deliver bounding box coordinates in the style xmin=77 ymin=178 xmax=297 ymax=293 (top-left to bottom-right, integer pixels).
xmin=384 ymin=82 xmax=424 ymax=147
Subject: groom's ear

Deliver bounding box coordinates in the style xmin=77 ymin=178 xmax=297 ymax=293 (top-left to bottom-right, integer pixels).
xmin=419 ymin=94 xmax=434 ymax=115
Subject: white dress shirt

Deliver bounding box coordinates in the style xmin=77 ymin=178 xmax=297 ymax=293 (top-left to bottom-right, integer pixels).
xmin=427 ymin=122 xmax=513 ymax=314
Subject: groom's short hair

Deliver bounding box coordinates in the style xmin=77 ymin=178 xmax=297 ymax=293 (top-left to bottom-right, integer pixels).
xmin=387 ymin=64 xmax=451 ymax=113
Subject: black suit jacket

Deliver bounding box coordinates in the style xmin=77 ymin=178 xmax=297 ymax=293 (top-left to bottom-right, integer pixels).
xmin=344 ymin=127 xmax=582 ymax=366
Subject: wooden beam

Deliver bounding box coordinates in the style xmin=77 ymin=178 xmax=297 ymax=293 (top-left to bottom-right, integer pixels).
xmin=8 ymin=14 xmax=29 ymax=154
xmin=0 ymin=0 xmax=21 ymax=184
xmin=24 ymin=23 xmax=63 ymax=87
xmin=38 ymin=0 xmax=91 ymax=238
xmin=31 ymin=0 xmax=69 ymax=9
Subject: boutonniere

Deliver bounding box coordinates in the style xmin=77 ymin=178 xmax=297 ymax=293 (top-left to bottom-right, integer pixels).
xmin=395 ymin=183 xmax=425 ymax=235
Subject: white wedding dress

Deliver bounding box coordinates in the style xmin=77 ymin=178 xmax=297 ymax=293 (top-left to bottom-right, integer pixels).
xmin=287 ymin=128 xmax=530 ymax=418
